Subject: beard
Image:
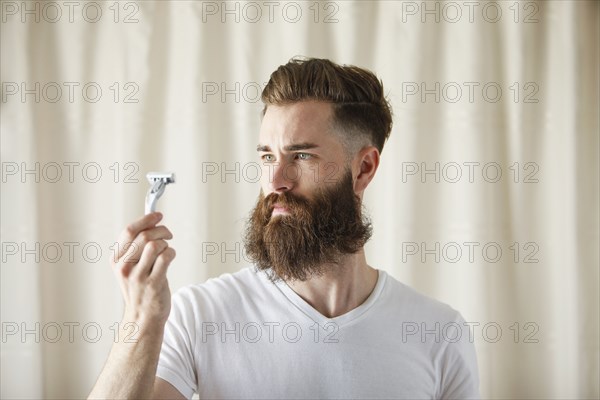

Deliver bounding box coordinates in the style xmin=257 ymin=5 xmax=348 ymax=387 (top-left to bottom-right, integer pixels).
xmin=243 ymin=169 xmax=372 ymax=282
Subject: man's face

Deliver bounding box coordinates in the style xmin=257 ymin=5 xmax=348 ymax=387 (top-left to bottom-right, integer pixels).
xmin=256 ymin=101 xmax=349 ymax=202
xmin=244 ymin=101 xmax=372 ymax=281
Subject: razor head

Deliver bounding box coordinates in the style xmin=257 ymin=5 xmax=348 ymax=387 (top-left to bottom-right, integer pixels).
xmin=147 ymin=172 xmax=176 ymax=184
xmin=145 ymin=171 xmax=175 ymax=214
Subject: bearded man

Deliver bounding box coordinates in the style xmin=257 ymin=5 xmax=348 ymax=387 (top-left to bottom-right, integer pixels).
xmin=89 ymin=58 xmax=479 ymax=399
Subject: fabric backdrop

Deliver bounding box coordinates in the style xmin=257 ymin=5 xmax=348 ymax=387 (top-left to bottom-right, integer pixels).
xmin=1 ymin=1 xmax=598 ymax=398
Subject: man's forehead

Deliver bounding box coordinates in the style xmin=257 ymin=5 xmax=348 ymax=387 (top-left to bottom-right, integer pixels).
xmin=259 ymin=101 xmax=335 ymax=145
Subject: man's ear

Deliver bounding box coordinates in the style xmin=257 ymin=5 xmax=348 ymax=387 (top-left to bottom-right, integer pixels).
xmin=353 ymin=146 xmax=380 ymax=194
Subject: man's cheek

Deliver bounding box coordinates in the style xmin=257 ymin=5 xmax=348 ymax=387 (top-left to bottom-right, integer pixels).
xmin=260 ymin=164 xmax=273 ymax=185
xmin=311 ymin=161 xmax=344 ymax=185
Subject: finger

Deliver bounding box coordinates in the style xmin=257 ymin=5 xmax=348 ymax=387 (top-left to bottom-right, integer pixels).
xmin=133 ymin=239 xmax=169 ymax=278
xmin=117 ymin=237 xmax=167 ymax=278
xmin=140 ymin=225 xmax=173 ymax=241
xmin=114 ymin=213 xmax=163 ymax=260
xmin=119 ymin=226 xmax=173 ymax=265
xmin=150 ymin=247 xmax=176 ymax=280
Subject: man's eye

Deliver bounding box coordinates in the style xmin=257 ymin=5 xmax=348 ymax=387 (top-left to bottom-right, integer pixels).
xmin=262 ymin=154 xmax=275 ymax=162
xmin=296 ymin=153 xmax=312 ymax=160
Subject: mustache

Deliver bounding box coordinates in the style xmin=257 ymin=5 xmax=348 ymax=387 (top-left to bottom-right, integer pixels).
xmin=261 ymin=191 xmax=310 ymax=215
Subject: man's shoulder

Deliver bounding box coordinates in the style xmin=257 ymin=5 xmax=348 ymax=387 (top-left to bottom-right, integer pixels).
xmin=171 ymin=266 xmax=271 ymax=310
xmin=381 ymin=271 xmax=464 ymax=324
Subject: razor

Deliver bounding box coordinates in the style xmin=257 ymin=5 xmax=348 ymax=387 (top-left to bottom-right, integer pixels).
xmin=145 ymin=172 xmax=175 ymax=215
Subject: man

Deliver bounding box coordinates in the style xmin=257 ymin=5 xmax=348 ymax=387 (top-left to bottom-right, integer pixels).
xmin=89 ymin=58 xmax=479 ymax=399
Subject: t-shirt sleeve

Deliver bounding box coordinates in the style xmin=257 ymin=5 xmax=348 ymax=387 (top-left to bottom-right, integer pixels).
xmin=436 ymin=313 xmax=480 ymax=399
xmin=156 ymin=289 xmax=198 ymax=399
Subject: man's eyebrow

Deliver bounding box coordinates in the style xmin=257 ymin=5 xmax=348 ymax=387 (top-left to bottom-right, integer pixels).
xmin=256 ymin=142 xmax=320 ymax=152
xmin=285 ymin=142 xmax=319 ymax=151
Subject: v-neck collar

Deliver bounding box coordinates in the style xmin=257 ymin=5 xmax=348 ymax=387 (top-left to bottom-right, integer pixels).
xmin=267 ymin=269 xmax=388 ymax=328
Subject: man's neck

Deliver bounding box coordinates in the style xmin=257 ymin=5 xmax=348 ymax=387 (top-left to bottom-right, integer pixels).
xmin=285 ymin=249 xmax=379 ymax=318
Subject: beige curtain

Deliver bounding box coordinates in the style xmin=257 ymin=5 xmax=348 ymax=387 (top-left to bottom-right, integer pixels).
xmin=1 ymin=1 xmax=598 ymax=398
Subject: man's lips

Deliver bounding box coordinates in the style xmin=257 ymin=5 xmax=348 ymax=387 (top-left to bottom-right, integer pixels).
xmin=272 ymin=204 xmax=289 ymax=215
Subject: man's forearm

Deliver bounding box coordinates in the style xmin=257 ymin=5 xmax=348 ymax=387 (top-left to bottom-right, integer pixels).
xmin=89 ymin=213 xmax=176 ymax=399
xmin=88 ymin=321 xmax=164 ymax=399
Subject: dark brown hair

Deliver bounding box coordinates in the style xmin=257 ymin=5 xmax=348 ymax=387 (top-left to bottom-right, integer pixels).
xmin=261 ymin=57 xmax=393 ymax=154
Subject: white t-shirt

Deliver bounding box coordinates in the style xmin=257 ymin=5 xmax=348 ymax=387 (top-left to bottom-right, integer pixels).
xmin=157 ymin=267 xmax=479 ymax=399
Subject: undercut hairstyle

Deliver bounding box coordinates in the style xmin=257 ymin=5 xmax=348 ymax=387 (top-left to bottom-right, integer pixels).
xmin=261 ymin=57 xmax=393 ymax=155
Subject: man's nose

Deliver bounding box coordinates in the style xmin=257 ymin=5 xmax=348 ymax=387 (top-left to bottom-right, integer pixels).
xmin=268 ymin=161 xmax=298 ymax=193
